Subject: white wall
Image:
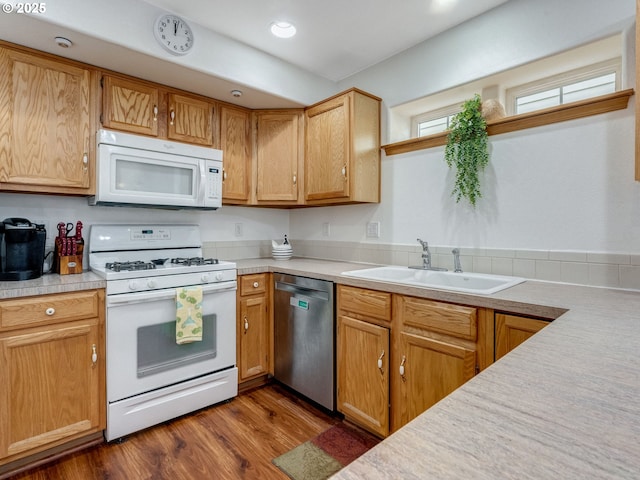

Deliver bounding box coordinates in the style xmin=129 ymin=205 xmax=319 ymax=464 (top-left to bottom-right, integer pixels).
xmin=0 ymin=193 xmax=289 ymax=253
xmin=291 ymin=0 xmax=640 ymax=255
xmin=291 ymin=104 xmax=639 ymax=252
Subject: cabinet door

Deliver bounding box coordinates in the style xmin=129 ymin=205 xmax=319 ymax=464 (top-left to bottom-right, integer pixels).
xmin=256 ymin=111 xmax=302 ymax=202
xmin=304 ymin=94 xmax=350 ymax=201
xmin=495 ymin=313 xmax=549 ymax=360
xmin=238 ymin=295 xmax=269 ymax=381
xmin=167 ymin=93 xmax=214 ymax=146
xmin=393 ymin=332 xmax=475 ymax=432
xmin=102 ymin=75 xmax=159 ymax=136
xmin=0 ymin=321 xmax=101 ymax=460
xmin=337 ymin=315 xmax=389 ymax=437
xmin=0 ymin=48 xmax=91 ymax=191
xmin=220 ymin=105 xmax=251 ymax=202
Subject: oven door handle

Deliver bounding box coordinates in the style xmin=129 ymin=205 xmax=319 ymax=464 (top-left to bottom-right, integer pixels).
xmin=107 ymin=282 xmax=237 ymax=306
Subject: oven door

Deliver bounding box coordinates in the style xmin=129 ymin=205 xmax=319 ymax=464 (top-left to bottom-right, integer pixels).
xmin=105 ymin=282 xmax=236 ymax=403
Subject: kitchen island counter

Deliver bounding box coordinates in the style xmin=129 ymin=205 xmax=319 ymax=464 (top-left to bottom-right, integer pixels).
xmin=236 ymin=258 xmax=640 ymax=479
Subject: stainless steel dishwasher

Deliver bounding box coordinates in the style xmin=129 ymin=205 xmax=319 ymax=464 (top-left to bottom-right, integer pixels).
xmin=274 ymin=273 xmax=335 ymax=410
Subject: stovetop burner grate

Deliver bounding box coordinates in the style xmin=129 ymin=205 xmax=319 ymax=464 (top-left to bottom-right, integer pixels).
xmin=170 ymin=257 xmax=219 ymax=266
xmin=105 ymin=261 xmax=157 ymax=272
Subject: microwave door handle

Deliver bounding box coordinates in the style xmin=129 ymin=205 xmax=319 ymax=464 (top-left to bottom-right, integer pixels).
xmin=107 ymin=282 xmax=237 ymax=306
xmin=198 ymin=161 xmax=206 ymax=205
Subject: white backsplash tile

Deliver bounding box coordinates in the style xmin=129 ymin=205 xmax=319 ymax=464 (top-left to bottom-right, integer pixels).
xmin=209 ymin=239 xmax=639 ymax=291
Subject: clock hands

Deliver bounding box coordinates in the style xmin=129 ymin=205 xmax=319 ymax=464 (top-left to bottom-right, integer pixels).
xmin=174 ymin=19 xmax=178 ymax=36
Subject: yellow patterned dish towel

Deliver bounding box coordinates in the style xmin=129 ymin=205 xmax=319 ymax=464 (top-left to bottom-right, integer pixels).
xmin=176 ymin=286 xmax=203 ymax=344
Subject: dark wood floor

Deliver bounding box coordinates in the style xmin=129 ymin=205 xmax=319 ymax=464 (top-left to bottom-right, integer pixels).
xmin=13 ymin=383 xmax=341 ymax=480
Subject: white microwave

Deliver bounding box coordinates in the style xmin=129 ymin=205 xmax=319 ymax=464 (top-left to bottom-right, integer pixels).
xmin=89 ymin=129 xmax=223 ymax=210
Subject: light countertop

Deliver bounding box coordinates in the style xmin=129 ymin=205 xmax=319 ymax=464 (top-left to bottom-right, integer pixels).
xmin=237 ymin=258 xmax=640 ymax=479
xmin=0 ymin=271 xmax=105 ymax=299
xmin=3 ymin=258 xmax=638 ymax=478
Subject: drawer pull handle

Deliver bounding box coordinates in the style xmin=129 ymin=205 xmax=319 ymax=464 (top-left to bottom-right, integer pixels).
xmin=91 ymin=344 xmax=97 ymax=366
xmin=253 ymin=282 xmax=259 ymax=288
xmin=399 ymin=355 xmax=406 ymax=380
xmin=244 ymin=316 xmax=249 ymax=333
xmin=377 ymin=350 xmax=385 ymax=372
xmin=45 ymin=307 xmax=55 ymax=316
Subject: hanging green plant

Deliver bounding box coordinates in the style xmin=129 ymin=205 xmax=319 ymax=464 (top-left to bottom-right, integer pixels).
xmin=444 ymin=94 xmax=489 ymax=206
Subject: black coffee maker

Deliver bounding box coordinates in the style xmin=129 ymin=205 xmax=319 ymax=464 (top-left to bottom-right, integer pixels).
xmin=0 ymin=218 xmax=47 ymax=281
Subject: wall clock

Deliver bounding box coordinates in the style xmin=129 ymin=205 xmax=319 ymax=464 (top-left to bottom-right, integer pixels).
xmin=154 ymin=14 xmax=194 ymax=55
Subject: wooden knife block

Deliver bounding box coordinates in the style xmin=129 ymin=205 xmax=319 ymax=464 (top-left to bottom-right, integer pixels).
xmin=54 ymin=242 xmax=83 ymax=275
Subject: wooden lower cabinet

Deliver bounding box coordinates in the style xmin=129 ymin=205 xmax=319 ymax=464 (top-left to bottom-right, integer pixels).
xmin=0 ymin=290 xmax=105 ymax=468
xmin=337 ymin=286 xmax=392 ymax=437
xmin=337 ymin=285 xmax=482 ymax=437
xmin=337 ymin=315 xmax=390 ymax=437
xmin=495 ymin=313 xmax=550 ymax=360
xmin=392 ymin=332 xmax=475 ymax=431
xmin=236 ymin=274 xmax=271 ymax=383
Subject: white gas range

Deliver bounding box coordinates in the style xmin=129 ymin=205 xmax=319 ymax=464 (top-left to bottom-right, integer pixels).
xmin=89 ymin=224 xmax=238 ymax=441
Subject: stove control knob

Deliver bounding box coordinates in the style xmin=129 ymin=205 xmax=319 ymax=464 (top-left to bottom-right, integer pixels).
xmin=201 ymin=274 xmax=210 ymax=283
xmin=147 ymin=279 xmax=158 ymax=289
xmin=128 ymin=280 xmax=140 ymax=291
xmin=216 ymin=272 xmax=224 ymax=281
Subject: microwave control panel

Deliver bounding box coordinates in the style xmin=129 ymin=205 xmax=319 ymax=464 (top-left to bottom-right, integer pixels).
xmin=205 ymin=162 xmax=222 ymax=200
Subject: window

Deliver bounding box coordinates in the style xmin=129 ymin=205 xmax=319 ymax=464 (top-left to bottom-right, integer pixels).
xmin=507 ymin=59 xmax=620 ymax=115
xmin=413 ymin=104 xmax=461 ymax=137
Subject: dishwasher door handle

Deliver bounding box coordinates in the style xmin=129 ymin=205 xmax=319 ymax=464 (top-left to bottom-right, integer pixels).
xmin=275 ymin=281 xmax=330 ymax=301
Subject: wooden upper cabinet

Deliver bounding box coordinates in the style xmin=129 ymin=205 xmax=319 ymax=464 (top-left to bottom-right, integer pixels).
xmin=304 ymin=88 xmax=381 ymax=205
xmin=167 ymin=93 xmax=214 ymax=146
xmin=255 ymin=110 xmax=304 ymax=204
xmin=102 ymin=75 xmax=214 ymax=146
xmin=102 ymin=75 xmax=159 ymax=136
xmin=495 ymin=313 xmax=549 ymax=360
xmin=0 ymin=45 xmax=92 ymax=193
xmin=220 ymin=104 xmax=251 ymax=203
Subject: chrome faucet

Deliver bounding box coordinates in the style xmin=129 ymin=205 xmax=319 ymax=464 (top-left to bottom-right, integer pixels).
xmin=417 ymin=238 xmax=431 ymax=268
xmin=452 ymin=248 xmax=463 ymax=273
xmin=410 ymin=238 xmax=447 ymax=271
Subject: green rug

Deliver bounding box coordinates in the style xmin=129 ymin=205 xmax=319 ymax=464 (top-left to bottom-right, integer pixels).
xmin=272 ymin=424 xmax=380 ymax=480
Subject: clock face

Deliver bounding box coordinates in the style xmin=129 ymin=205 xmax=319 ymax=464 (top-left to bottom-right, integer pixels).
xmin=154 ymin=14 xmax=194 ymax=55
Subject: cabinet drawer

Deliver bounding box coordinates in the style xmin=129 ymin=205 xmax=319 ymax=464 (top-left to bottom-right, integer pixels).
xmin=0 ymin=290 xmax=100 ymax=330
xmin=338 ymin=285 xmax=391 ymax=322
xmin=240 ymin=274 xmax=268 ymax=296
xmin=397 ymin=296 xmax=477 ymax=340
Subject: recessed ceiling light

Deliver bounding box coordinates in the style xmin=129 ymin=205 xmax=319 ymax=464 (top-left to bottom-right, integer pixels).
xmin=231 ymin=90 xmax=242 ymax=97
xmin=270 ymin=21 xmax=296 ymax=39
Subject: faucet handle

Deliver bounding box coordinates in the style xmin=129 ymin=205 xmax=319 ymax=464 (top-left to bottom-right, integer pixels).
xmin=417 ymin=238 xmax=429 ymax=250
xmin=452 ymin=248 xmax=463 ymax=273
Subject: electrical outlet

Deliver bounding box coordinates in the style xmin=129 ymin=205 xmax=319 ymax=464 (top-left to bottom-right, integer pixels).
xmin=322 ymin=222 xmax=330 ymax=237
xmin=366 ymin=221 xmax=380 ymax=238
xmin=234 ymin=223 xmax=243 ymax=237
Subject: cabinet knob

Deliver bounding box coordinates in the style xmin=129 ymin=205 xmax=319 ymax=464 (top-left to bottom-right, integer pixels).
xmin=223 ymin=169 xmax=227 ymax=181
xmin=45 ymin=307 xmax=55 ymax=316
xmin=153 ymin=105 xmax=158 ymax=121
xmin=244 ymin=316 xmax=249 ymax=333
xmin=253 ymin=281 xmax=259 ymax=288
xmin=377 ymin=350 xmax=385 ymax=372
xmin=91 ymin=344 xmax=97 ymax=366
xmin=399 ymin=355 xmax=406 ymax=379
xmin=170 ymin=110 xmax=175 ymax=125
xmin=82 ymin=153 xmax=88 ymax=165
xmin=292 ymin=172 xmax=297 ymax=185
xmin=341 ymin=164 xmax=347 ymax=180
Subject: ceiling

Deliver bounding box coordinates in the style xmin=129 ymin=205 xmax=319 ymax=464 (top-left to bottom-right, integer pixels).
xmin=140 ymin=0 xmax=511 ymax=82
xmin=0 ymin=0 xmax=511 ymax=108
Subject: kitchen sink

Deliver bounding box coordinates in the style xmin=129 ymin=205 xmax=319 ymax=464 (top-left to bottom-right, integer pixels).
xmin=341 ymin=266 xmax=525 ymax=295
